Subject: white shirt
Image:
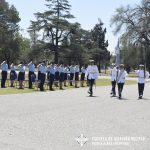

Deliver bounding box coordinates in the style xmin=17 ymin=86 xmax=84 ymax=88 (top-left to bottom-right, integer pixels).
xmin=135 ymin=70 xmax=149 ymax=83
xmin=110 ymin=67 xmax=117 ymax=81
xmin=85 ymin=65 xmax=99 ymax=80
xmin=1 ymin=63 xmax=8 ymax=71
xmin=117 ymin=69 xmax=128 ymax=83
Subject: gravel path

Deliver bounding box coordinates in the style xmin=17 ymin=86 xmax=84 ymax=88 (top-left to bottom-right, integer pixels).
xmin=0 ymin=83 xmax=150 ymax=150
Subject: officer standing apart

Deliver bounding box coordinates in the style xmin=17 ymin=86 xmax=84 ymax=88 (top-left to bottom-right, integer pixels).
xmin=135 ymin=64 xmax=149 ymax=99
xmin=85 ymin=60 xmax=99 ymax=96
xmin=28 ymin=60 xmax=35 ymax=89
xmin=116 ymin=64 xmax=128 ymax=99
xmin=109 ymin=63 xmax=117 ymax=96
xmin=1 ymin=60 xmax=8 ymax=88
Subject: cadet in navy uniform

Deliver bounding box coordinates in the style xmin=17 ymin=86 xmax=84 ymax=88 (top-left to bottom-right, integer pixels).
xmin=47 ymin=63 xmax=51 ymax=80
xmin=28 ymin=60 xmax=35 ymax=89
xmin=54 ymin=64 xmax=59 ymax=87
xmin=80 ymin=66 xmax=86 ymax=87
xmin=69 ymin=65 xmax=75 ymax=86
xmin=74 ymin=64 xmax=79 ymax=88
xmin=85 ymin=60 xmax=99 ymax=96
xmin=116 ymin=64 xmax=128 ymax=99
xmin=64 ymin=65 xmax=69 ymax=87
xmin=109 ymin=63 xmax=117 ymax=96
xmin=1 ymin=60 xmax=8 ymax=88
xmin=10 ymin=62 xmax=17 ymax=87
xmin=39 ymin=61 xmax=47 ymax=91
xmin=48 ymin=62 xmax=56 ymax=91
xmin=135 ymin=64 xmax=149 ymax=99
xmin=37 ymin=62 xmax=42 ymax=81
xmin=59 ymin=64 xmax=64 ymax=90
xmin=18 ymin=62 xmax=26 ymax=89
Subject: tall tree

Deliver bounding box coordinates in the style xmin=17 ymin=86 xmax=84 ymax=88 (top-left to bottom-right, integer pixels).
xmin=111 ymin=0 xmax=150 ymax=71
xmin=0 ymin=0 xmax=21 ymax=64
xmin=29 ymin=0 xmax=75 ymax=63
xmin=91 ymin=19 xmax=110 ymax=71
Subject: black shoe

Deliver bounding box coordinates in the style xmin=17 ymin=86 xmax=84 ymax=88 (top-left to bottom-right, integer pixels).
xmin=119 ymin=95 xmax=122 ymax=99
xmin=88 ymin=91 xmax=91 ymax=94
xmin=139 ymin=95 xmax=142 ymax=99
xmin=112 ymin=94 xmax=116 ymax=97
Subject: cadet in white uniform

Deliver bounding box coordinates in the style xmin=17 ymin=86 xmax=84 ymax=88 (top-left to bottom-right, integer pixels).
xmin=85 ymin=60 xmax=99 ymax=96
xmin=135 ymin=64 xmax=149 ymax=99
xmin=116 ymin=64 xmax=128 ymax=99
xmin=1 ymin=60 xmax=8 ymax=88
xmin=109 ymin=63 xmax=117 ymax=96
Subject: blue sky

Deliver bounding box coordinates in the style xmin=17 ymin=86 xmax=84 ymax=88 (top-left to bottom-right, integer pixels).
xmin=6 ymin=0 xmax=141 ymax=53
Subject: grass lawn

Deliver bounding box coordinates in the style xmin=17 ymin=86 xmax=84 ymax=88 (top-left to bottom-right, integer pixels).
xmin=0 ymin=79 xmax=138 ymax=95
xmin=0 ymin=87 xmax=38 ymax=95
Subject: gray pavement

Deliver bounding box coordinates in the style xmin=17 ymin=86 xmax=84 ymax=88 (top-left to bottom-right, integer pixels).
xmin=0 ymin=83 xmax=150 ymax=150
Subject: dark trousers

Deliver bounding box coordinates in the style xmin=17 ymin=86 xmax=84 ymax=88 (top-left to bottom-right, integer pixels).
xmin=40 ymin=73 xmax=46 ymax=91
xmin=49 ymin=74 xmax=55 ymax=90
xmin=111 ymin=80 xmax=116 ymax=95
xmin=1 ymin=71 xmax=7 ymax=88
xmin=138 ymin=83 xmax=145 ymax=96
xmin=70 ymin=73 xmax=74 ymax=85
xmin=88 ymin=79 xmax=95 ymax=95
xmin=28 ymin=71 xmax=34 ymax=88
xmin=118 ymin=83 xmax=124 ymax=96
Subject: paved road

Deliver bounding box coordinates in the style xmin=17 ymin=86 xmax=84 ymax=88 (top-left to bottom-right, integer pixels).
xmin=0 ymin=83 xmax=150 ymax=150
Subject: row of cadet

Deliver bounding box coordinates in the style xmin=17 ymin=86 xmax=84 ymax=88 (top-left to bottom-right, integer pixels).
xmin=0 ymin=60 xmax=88 ymax=91
xmin=109 ymin=63 xmax=150 ymax=99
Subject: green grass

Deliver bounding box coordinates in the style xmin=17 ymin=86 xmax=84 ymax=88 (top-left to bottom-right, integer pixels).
xmin=0 ymin=87 xmax=38 ymax=95
xmin=0 ymin=79 xmax=137 ymax=95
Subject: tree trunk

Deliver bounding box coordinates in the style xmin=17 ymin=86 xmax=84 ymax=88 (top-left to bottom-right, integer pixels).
xmin=54 ymin=50 xmax=58 ymax=64
xmin=98 ymin=60 xmax=101 ymax=73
